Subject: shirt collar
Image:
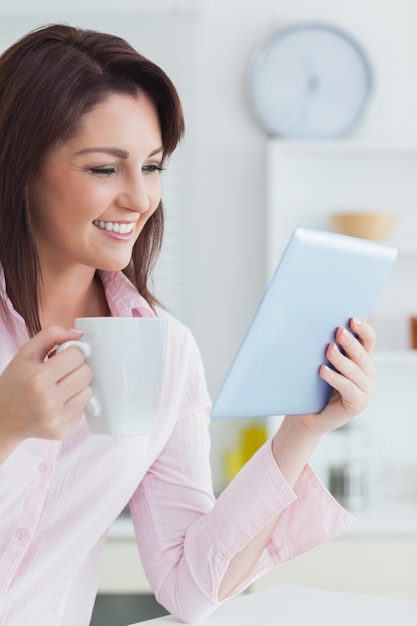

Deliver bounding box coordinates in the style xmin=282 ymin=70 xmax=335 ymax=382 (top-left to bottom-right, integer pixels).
xmin=98 ymin=270 xmax=156 ymax=318
xmin=0 ymin=266 xmax=30 ymax=335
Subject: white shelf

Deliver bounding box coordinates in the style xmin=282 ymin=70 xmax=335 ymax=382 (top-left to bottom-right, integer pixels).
xmin=347 ymin=498 xmax=417 ymax=536
xmin=373 ymin=349 xmax=417 ymax=366
xmin=266 ymin=139 xmax=417 ymax=260
xmin=108 ymin=513 xmax=135 ymax=539
xmin=395 ymin=242 xmax=417 ymax=256
xmin=266 ymin=137 xmax=417 ymax=352
xmin=265 ymin=138 xmax=417 ymax=492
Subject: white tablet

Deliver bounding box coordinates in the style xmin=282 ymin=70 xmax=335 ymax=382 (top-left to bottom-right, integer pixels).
xmin=211 ymin=227 xmax=397 ymax=419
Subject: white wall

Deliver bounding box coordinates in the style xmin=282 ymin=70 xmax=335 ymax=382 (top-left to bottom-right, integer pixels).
xmin=1 ymin=0 xmax=416 ymax=492
xmin=197 ymin=0 xmax=417 ymax=391
xmin=197 ymin=0 xmax=417 ymax=490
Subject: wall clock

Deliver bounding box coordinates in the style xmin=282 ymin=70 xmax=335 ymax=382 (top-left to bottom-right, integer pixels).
xmin=247 ymin=22 xmax=373 ymax=138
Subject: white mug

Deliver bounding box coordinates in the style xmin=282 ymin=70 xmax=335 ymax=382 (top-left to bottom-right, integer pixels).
xmin=57 ymin=317 xmax=167 ymax=436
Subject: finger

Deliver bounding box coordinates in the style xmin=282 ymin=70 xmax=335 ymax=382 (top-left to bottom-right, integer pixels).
xmin=320 ymin=363 xmax=371 ymax=413
xmin=35 ymin=371 xmax=93 ymax=440
xmin=47 ymin=346 xmax=89 ymax=385
xmin=58 ymin=361 xmax=93 ymax=400
xmin=349 ymin=318 xmax=377 ymax=353
xmin=63 ymin=386 xmax=94 ymax=429
xmin=20 ymin=326 xmax=85 ymax=363
xmin=42 ymin=387 xmax=93 ymax=440
xmin=335 ymin=326 xmax=376 ymax=381
xmin=326 ymin=342 xmax=374 ymax=395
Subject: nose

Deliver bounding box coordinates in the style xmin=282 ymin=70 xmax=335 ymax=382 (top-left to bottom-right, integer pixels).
xmin=116 ymin=171 xmax=154 ymax=214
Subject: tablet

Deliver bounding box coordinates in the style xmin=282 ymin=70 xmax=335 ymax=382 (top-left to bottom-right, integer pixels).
xmin=211 ymin=226 xmax=397 ymax=419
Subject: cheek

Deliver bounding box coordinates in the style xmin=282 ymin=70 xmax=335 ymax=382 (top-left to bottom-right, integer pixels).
xmin=151 ymin=179 xmax=162 ymax=208
xmin=134 ymin=200 xmax=161 ymax=244
xmin=141 ymin=201 xmax=161 ymax=229
xmin=146 ymin=181 xmax=162 ymax=217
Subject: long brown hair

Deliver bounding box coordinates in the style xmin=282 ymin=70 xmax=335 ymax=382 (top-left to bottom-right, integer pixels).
xmin=0 ymin=24 xmax=184 ymax=336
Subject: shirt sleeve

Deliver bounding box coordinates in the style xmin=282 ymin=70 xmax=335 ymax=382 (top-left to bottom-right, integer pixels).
xmin=129 ymin=330 xmax=356 ymax=623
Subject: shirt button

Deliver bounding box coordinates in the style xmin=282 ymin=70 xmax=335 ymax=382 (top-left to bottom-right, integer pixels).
xmin=15 ymin=528 xmax=28 ymax=542
xmin=39 ymin=462 xmax=52 ymax=474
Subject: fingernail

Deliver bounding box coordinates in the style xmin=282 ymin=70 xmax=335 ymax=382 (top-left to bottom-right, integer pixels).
xmin=68 ymin=328 xmax=83 ymax=335
xmin=352 ymin=318 xmax=362 ymax=327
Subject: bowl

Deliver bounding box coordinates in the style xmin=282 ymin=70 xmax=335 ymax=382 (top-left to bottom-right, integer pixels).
xmin=330 ymin=211 xmax=397 ymax=241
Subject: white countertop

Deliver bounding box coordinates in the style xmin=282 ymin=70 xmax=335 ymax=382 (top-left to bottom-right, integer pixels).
xmin=126 ymin=585 xmax=417 ymax=625
xmin=108 ymin=513 xmax=135 ymax=539
xmin=346 ymin=497 xmax=417 ymax=536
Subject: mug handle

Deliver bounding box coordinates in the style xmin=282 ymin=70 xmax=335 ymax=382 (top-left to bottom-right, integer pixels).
xmin=56 ymin=340 xmax=101 ymax=417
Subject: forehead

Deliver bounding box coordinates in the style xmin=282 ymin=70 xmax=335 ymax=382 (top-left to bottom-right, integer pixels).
xmin=66 ymin=92 xmax=162 ymax=150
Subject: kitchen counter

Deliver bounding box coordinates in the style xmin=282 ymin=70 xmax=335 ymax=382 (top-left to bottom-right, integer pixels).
xmin=346 ymin=497 xmax=417 ymax=535
xmin=126 ymin=584 xmax=417 ymax=625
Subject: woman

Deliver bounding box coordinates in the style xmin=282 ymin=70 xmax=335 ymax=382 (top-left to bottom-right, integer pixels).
xmin=0 ymin=24 xmax=376 ymax=625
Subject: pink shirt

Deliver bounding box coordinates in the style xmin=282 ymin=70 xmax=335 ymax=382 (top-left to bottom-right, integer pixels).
xmin=0 ymin=270 xmax=354 ymax=625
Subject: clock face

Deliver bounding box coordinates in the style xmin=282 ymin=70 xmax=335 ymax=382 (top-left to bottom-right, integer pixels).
xmin=247 ymin=22 xmax=373 ymax=138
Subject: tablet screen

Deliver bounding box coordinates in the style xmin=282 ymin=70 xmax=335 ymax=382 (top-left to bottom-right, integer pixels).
xmin=211 ymin=227 xmax=397 ymax=419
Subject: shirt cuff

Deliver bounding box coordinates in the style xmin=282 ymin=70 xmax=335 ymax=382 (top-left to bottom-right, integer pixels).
xmin=184 ymin=438 xmax=356 ymax=602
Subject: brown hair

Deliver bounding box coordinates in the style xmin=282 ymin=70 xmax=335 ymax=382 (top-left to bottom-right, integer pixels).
xmin=0 ymin=23 xmax=184 ymax=335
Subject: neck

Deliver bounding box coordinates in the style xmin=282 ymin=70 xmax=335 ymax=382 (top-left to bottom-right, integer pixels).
xmin=39 ymin=266 xmax=110 ymax=328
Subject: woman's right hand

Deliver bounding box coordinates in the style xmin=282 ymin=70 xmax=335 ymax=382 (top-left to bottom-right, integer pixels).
xmin=0 ymin=326 xmax=93 ymax=458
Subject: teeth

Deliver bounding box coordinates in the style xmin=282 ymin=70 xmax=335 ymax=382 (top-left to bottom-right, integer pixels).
xmin=93 ymin=220 xmax=135 ymax=234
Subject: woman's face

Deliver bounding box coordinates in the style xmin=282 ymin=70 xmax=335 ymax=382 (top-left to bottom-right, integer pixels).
xmin=28 ymin=91 xmax=163 ymax=274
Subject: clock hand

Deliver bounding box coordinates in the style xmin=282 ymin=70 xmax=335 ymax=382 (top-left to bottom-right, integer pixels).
xmin=288 ymin=71 xmax=320 ymax=134
xmin=307 ymin=74 xmax=320 ymax=93
xmin=273 ymin=79 xmax=317 ymax=136
xmin=302 ymin=55 xmax=320 ymax=94
xmin=272 ymin=58 xmax=321 ymax=135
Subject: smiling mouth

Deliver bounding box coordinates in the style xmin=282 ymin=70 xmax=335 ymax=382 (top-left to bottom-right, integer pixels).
xmin=93 ymin=220 xmax=135 ymax=234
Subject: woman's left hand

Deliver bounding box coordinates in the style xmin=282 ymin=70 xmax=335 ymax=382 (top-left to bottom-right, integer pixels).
xmin=302 ymin=317 xmax=376 ymax=435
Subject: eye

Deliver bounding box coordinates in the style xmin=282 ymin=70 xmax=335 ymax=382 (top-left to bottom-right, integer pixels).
xmin=142 ymin=164 xmax=165 ymax=175
xmin=89 ymin=166 xmax=117 ymax=176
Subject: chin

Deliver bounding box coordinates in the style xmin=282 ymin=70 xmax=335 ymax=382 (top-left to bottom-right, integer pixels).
xmin=96 ymin=257 xmax=132 ymax=273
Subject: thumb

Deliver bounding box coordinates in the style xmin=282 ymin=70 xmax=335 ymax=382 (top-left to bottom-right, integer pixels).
xmin=22 ymin=326 xmax=85 ymax=363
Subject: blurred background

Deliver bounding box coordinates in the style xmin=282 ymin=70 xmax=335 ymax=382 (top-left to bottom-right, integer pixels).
xmin=1 ymin=0 xmax=416 ymax=623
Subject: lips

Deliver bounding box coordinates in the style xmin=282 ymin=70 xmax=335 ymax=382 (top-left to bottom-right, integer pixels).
xmin=93 ymin=220 xmax=135 ymax=234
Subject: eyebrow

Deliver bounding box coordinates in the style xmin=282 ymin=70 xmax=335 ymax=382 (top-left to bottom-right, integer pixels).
xmin=73 ymin=146 xmax=164 ymax=159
